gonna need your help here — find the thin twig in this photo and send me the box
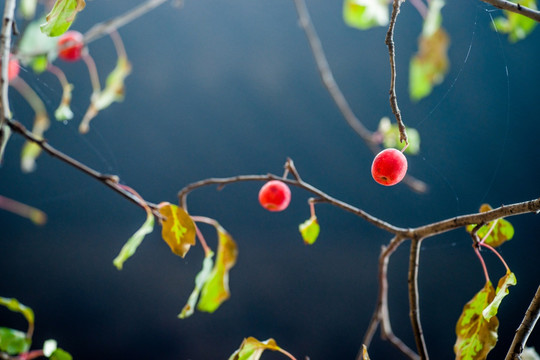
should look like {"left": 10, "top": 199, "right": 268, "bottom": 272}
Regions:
{"left": 408, "top": 238, "right": 429, "bottom": 360}
{"left": 386, "top": 0, "right": 408, "bottom": 145}
{"left": 292, "top": 0, "right": 427, "bottom": 193}
{"left": 0, "top": 0, "right": 17, "bottom": 160}
{"left": 505, "top": 285, "right": 540, "bottom": 360}
{"left": 480, "top": 0, "right": 540, "bottom": 23}
{"left": 6, "top": 119, "right": 160, "bottom": 218}
{"left": 83, "top": 0, "right": 169, "bottom": 44}
{"left": 292, "top": 0, "right": 375, "bottom": 146}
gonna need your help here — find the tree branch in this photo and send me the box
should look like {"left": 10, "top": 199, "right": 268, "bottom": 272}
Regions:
{"left": 386, "top": 0, "right": 408, "bottom": 145}
{"left": 178, "top": 159, "right": 404, "bottom": 234}
{"left": 6, "top": 119, "right": 161, "bottom": 218}
{"left": 408, "top": 238, "right": 429, "bottom": 360}
{"left": 83, "top": 0, "right": 169, "bottom": 45}
{"left": 361, "top": 236, "right": 420, "bottom": 360}
{"left": 505, "top": 285, "right": 540, "bottom": 360}
{"left": 0, "top": 0, "right": 17, "bottom": 160}
{"left": 480, "top": 0, "right": 540, "bottom": 23}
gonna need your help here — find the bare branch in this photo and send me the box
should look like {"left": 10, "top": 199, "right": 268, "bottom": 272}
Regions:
{"left": 83, "top": 0, "right": 169, "bottom": 45}
{"left": 6, "top": 119, "right": 161, "bottom": 218}
{"left": 386, "top": 0, "right": 408, "bottom": 145}
{"left": 177, "top": 163, "right": 405, "bottom": 235}
{"left": 0, "top": 0, "right": 17, "bottom": 160}
{"left": 480, "top": 0, "right": 540, "bottom": 23}
{"left": 505, "top": 285, "right": 540, "bottom": 360}
{"left": 412, "top": 199, "right": 540, "bottom": 239}
{"left": 408, "top": 238, "right": 429, "bottom": 360}
{"left": 292, "top": 0, "right": 374, "bottom": 145}
{"left": 361, "top": 236, "right": 420, "bottom": 360}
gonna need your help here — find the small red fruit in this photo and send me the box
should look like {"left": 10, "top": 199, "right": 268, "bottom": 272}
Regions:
{"left": 57, "top": 31, "right": 85, "bottom": 62}
{"left": 258, "top": 180, "right": 291, "bottom": 212}
{"left": 371, "top": 148, "right": 408, "bottom": 186}
{"left": 7, "top": 57, "right": 20, "bottom": 81}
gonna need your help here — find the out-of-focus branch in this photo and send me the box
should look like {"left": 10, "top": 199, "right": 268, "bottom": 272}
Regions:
{"left": 0, "top": 0, "right": 17, "bottom": 159}
{"left": 360, "top": 236, "right": 420, "bottom": 360}
{"left": 481, "top": 0, "right": 540, "bottom": 23}
{"left": 505, "top": 285, "right": 540, "bottom": 360}
{"left": 292, "top": 0, "right": 427, "bottom": 194}
{"left": 83, "top": 0, "right": 169, "bottom": 44}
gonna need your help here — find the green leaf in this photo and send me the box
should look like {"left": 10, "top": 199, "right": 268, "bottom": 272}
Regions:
{"left": 21, "top": 113, "right": 50, "bottom": 174}
{"left": 40, "top": 0, "right": 86, "bottom": 37}
{"left": 343, "top": 0, "right": 389, "bottom": 30}
{"left": 79, "top": 56, "right": 132, "bottom": 133}
{"left": 377, "top": 117, "right": 421, "bottom": 155}
{"left": 18, "top": 19, "right": 59, "bottom": 69}
{"left": 466, "top": 204, "right": 514, "bottom": 247}
{"left": 299, "top": 216, "right": 320, "bottom": 245}
{"left": 159, "top": 203, "right": 196, "bottom": 258}
{"left": 178, "top": 251, "right": 215, "bottom": 319}
{"left": 483, "top": 272, "right": 517, "bottom": 321}
{"left": 409, "top": 0, "right": 449, "bottom": 102}
{"left": 454, "top": 282, "right": 499, "bottom": 360}
{"left": 0, "top": 327, "right": 31, "bottom": 355}
{"left": 113, "top": 211, "right": 155, "bottom": 270}
{"left": 492, "top": 0, "right": 538, "bottom": 42}
{"left": 50, "top": 348, "right": 73, "bottom": 360}
{"left": 0, "top": 297, "right": 35, "bottom": 327}
{"left": 228, "top": 337, "right": 289, "bottom": 360}
{"left": 197, "top": 225, "right": 238, "bottom": 313}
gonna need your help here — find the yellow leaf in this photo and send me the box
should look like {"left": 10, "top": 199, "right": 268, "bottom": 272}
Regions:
{"left": 159, "top": 203, "right": 196, "bottom": 258}
{"left": 454, "top": 282, "right": 499, "bottom": 360}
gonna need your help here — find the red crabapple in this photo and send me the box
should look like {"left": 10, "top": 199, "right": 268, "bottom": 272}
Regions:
{"left": 371, "top": 148, "right": 408, "bottom": 186}
{"left": 57, "top": 31, "right": 85, "bottom": 62}
{"left": 7, "top": 57, "right": 19, "bottom": 81}
{"left": 258, "top": 180, "right": 291, "bottom": 212}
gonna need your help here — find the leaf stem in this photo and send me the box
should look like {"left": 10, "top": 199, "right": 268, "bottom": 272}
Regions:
{"left": 479, "top": 242, "right": 510, "bottom": 274}
{"left": 474, "top": 245, "right": 491, "bottom": 284}
{"left": 191, "top": 217, "right": 214, "bottom": 257}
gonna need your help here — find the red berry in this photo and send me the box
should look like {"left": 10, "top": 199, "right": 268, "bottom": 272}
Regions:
{"left": 7, "top": 57, "right": 19, "bottom": 81}
{"left": 57, "top": 31, "right": 84, "bottom": 62}
{"left": 371, "top": 148, "right": 408, "bottom": 186}
{"left": 258, "top": 180, "right": 291, "bottom": 212}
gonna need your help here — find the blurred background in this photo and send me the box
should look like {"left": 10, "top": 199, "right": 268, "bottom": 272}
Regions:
{"left": 1, "top": 0, "right": 539, "bottom": 358}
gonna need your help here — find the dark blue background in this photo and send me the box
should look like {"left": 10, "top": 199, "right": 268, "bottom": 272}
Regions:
{"left": 1, "top": 0, "right": 539, "bottom": 358}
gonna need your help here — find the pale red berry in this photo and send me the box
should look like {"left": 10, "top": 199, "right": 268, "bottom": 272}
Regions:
{"left": 371, "top": 148, "right": 408, "bottom": 186}
{"left": 7, "top": 57, "right": 19, "bottom": 81}
{"left": 57, "top": 31, "right": 85, "bottom": 62}
{"left": 258, "top": 180, "right": 291, "bottom": 212}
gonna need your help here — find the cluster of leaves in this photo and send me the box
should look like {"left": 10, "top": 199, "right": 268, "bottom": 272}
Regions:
{"left": 343, "top": 0, "right": 537, "bottom": 101}
{"left": 0, "top": 297, "right": 71, "bottom": 360}
{"left": 454, "top": 204, "right": 517, "bottom": 359}
{"left": 8, "top": 0, "right": 130, "bottom": 173}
